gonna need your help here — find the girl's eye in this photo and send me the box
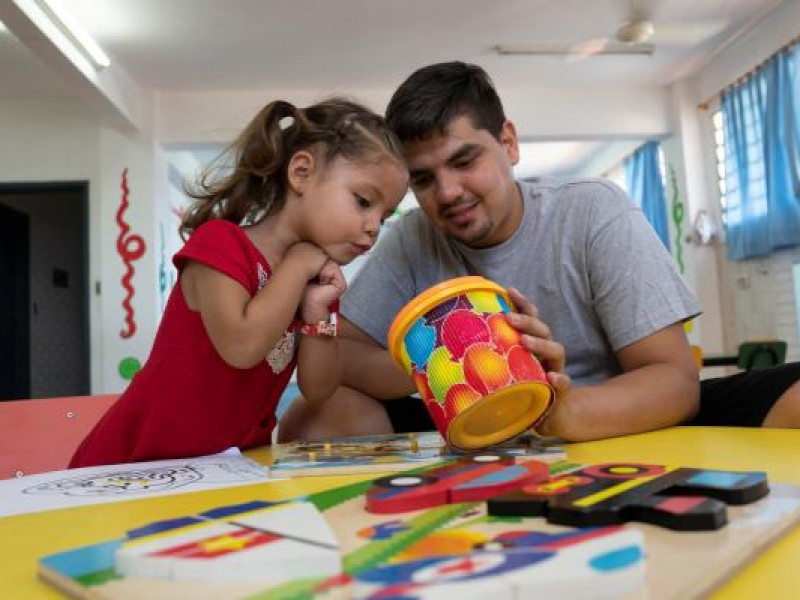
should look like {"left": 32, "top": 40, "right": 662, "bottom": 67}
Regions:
{"left": 356, "top": 195, "right": 371, "bottom": 208}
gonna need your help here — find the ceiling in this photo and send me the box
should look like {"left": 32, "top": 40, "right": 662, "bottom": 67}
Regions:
{"left": 0, "top": 0, "right": 785, "bottom": 176}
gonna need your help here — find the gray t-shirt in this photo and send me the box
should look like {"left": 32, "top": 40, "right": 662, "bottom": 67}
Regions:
{"left": 342, "top": 177, "right": 701, "bottom": 385}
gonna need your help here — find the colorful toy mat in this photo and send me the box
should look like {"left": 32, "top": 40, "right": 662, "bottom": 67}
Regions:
{"left": 39, "top": 458, "right": 800, "bottom": 599}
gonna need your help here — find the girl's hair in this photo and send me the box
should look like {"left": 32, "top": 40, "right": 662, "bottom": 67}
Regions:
{"left": 180, "top": 97, "right": 405, "bottom": 239}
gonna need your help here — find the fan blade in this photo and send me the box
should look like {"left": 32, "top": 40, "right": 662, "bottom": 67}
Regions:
{"left": 494, "top": 42, "right": 654, "bottom": 58}
{"left": 650, "top": 20, "right": 729, "bottom": 46}
{"left": 566, "top": 37, "right": 610, "bottom": 62}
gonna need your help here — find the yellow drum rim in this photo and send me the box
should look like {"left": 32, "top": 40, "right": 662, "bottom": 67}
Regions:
{"left": 446, "top": 381, "right": 554, "bottom": 450}
{"left": 387, "top": 276, "right": 510, "bottom": 368}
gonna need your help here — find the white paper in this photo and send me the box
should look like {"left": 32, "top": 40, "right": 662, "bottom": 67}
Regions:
{"left": 0, "top": 448, "right": 271, "bottom": 518}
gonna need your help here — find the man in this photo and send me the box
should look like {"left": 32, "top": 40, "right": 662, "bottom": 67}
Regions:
{"left": 279, "top": 62, "right": 800, "bottom": 442}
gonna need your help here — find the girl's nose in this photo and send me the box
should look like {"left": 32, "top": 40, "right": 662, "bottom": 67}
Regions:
{"left": 365, "top": 213, "right": 381, "bottom": 237}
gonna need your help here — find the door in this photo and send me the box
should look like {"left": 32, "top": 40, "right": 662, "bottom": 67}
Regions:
{"left": 0, "top": 202, "right": 31, "bottom": 400}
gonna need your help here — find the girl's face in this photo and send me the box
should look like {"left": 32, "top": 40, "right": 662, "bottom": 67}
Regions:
{"left": 297, "top": 154, "right": 408, "bottom": 264}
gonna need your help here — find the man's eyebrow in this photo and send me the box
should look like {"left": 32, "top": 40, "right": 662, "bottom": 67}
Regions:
{"left": 409, "top": 143, "right": 482, "bottom": 179}
{"left": 447, "top": 143, "right": 481, "bottom": 164}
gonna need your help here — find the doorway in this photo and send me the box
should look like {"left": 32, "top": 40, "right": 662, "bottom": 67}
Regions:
{"left": 0, "top": 182, "right": 90, "bottom": 401}
{"left": 0, "top": 203, "right": 30, "bottom": 399}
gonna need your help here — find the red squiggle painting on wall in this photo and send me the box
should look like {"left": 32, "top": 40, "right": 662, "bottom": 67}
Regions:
{"left": 116, "top": 168, "right": 146, "bottom": 339}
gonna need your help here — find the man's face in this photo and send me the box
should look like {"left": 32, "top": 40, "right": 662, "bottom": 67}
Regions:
{"left": 403, "top": 116, "right": 522, "bottom": 248}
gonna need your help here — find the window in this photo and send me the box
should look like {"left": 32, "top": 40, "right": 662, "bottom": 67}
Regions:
{"left": 711, "top": 107, "right": 768, "bottom": 231}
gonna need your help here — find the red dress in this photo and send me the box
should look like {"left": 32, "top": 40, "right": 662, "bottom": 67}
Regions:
{"left": 70, "top": 220, "right": 296, "bottom": 468}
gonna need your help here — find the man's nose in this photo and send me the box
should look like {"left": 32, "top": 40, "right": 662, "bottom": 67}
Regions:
{"left": 435, "top": 171, "right": 463, "bottom": 203}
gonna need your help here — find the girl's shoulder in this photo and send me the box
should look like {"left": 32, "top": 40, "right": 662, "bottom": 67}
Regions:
{"left": 173, "top": 219, "right": 260, "bottom": 280}
{"left": 181, "top": 219, "right": 249, "bottom": 253}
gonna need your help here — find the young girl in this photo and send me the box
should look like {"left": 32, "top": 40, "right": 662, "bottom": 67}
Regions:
{"left": 70, "top": 98, "right": 408, "bottom": 468}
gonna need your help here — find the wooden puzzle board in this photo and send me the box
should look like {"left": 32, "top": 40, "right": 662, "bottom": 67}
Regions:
{"left": 38, "top": 462, "right": 800, "bottom": 600}
{"left": 269, "top": 432, "right": 564, "bottom": 477}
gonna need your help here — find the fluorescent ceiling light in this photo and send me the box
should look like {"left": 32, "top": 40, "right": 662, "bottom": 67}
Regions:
{"left": 0, "top": 20, "right": 7, "bottom": 32}
{"left": 36, "top": 0, "right": 110, "bottom": 68}
{"left": 495, "top": 43, "right": 654, "bottom": 56}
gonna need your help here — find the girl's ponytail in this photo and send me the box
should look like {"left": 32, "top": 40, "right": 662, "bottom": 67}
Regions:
{"left": 181, "top": 97, "right": 403, "bottom": 239}
{"left": 181, "top": 99, "right": 304, "bottom": 238}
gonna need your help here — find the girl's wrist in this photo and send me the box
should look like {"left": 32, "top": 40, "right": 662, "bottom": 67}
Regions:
{"left": 297, "top": 313, "right": 338, "bottom": 337}
{"left": 295, "top": 301, "right": 339, "bottom": 337}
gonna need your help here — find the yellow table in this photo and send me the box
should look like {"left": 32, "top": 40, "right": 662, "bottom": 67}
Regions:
{"left": 1, "top": 427, "right": 798, "bottom": 598}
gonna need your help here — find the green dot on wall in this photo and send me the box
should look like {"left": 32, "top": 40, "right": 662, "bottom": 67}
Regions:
{"left": 118, "top": 357, "right": 142, "bottom": 381}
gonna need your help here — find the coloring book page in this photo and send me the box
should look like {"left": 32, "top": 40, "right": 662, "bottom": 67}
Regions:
{"left": 0, "top": 448, "right": 270, "bottom": 518}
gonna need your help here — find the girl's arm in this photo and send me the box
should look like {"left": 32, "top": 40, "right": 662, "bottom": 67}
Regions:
{"left": 181, "top": 242, "right": 328, "bottom": 369}
{"left": 296, "top": 260, "right": 347, "bottom": 402}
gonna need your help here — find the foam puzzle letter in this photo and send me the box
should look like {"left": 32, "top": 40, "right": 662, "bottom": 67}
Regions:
{"left": 487, "top": 462, "right": 769, "bottom": 531}
{"left": 365, "top": 453, "right": 549, "bottom": 514}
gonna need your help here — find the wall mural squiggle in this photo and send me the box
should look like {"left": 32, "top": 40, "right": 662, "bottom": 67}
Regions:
{"left": 116, "top": 168, "right": 147, "bottom": 339}
{"left": 669, "top": 164, "right": 685, "bottom": 275}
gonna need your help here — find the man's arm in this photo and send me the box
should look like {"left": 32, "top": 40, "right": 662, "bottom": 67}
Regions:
{"left": 338, "top": 317, "right": 416, "bottom": 399}
{"left": 275, "top": 317, "right": 414, "bottom": 442}
{"left": 503, "top": 288, "right": 699, "bottom": 442}
{"left": 534, "top": 322, "right": 700, "bottom": 441}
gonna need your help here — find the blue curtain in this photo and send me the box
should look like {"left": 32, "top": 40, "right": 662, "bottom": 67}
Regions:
{"left": 721, "top": 47, "right": 800, "bottom": 260}
{"left": 625, "top": 141, "right": 671, "bottom": 250}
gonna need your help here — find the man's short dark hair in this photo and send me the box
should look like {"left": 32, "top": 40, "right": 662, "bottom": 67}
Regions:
{"left": 386, "top": 61, "right": 506, "bottom": 143}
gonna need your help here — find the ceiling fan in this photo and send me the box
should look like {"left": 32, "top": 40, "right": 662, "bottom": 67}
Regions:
{"left": 495, "top": 0, "right": 726, "bottom": 60}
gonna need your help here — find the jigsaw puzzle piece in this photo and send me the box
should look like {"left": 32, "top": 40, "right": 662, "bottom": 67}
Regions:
{"left": 116, "top": 500, "right": 340, "bottom": 585}
{"left": 353, "top": 526, "right": 644, "bottom": 599}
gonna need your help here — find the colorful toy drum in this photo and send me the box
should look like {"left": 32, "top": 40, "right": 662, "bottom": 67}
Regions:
{"left": 388, "top": 276, "right": 554, "bottom": 450}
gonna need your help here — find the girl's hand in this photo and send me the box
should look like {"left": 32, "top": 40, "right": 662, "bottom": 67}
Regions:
{"left": 285, "top": 242, "right": 329, "bottom": 280}
{"left": 301, "top": 259, "right": 347, "bottom": 323}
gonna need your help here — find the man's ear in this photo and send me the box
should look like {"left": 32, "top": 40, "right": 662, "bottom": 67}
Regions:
{"left": 287, "top": 150, "right": 316, "bottom": 195}
{"left": 499, "top": 120, "right": 520, "bottom": 166}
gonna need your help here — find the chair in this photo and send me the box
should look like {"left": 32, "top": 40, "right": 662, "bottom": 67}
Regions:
{"left": 0, "top": 394, "right": 118, "bottom": 479}
{"left": 699, "top": 340, "right": 787, "bottom": 371}
{"left": 736, "top": 340, "right": 787, "bottom": 371}
{"left": 690, "top": 345, "right": 704, "bottom": 371}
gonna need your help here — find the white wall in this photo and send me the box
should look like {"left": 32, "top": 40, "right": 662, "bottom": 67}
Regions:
{"left": 95, "top": 126, "right": 161, "bottom": 392}
{"left": 0, "top": 98, "right": 104, "bottom": 390}
{"left": 155, "top": 84, "right": 671, "bottom": 146}
{"left": 670, "top": 0, "right": 800, "bottom": 359}
{"left": 661, "top": 83, "right": 723, "bottom": 353}
{"left": 0, "top": 97, "right": 164, "bottom": 394}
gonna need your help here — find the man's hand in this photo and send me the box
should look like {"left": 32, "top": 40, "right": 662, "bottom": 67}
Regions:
{"left": 505, "top": 287, "right": 572, "bottom": 436}
{"left": 506, "top": 287, "right": 569, "bottom": 383}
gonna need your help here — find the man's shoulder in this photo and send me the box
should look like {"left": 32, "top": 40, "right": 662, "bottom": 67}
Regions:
{"left": 385, "top": 208, "right": 441, "bottom": 239}
{"left": 520, "top": 177, "right": 632, "bottom": 218}
{"left": 520, "top": 176, "right": 626, "bottom": 199}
